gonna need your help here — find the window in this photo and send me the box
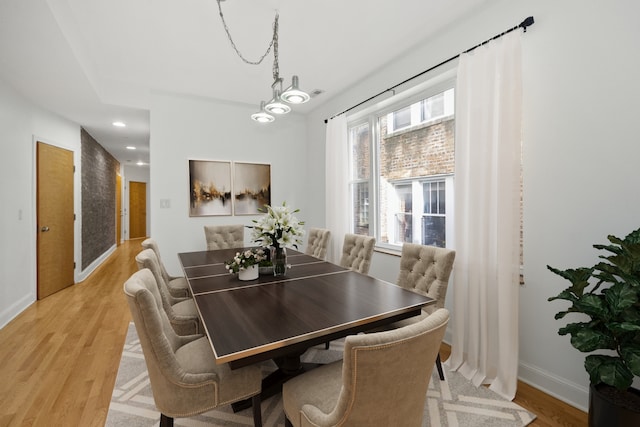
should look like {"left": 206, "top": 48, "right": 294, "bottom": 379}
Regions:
{"left": 348, "top": 83, "right": 455, "bottom": 250}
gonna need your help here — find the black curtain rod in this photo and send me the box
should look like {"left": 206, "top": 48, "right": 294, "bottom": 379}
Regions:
{"left": 324, "top": 16, "right": 534, "bottom": 124}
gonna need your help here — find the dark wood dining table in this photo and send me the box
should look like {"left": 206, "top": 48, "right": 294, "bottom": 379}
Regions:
{"left": 178, "top": 246, "right": 433, "bottom": 409}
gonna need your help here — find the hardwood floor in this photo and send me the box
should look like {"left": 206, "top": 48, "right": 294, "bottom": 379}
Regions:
{"left": 0, "top": 239, "right": 588, "bottom": 426}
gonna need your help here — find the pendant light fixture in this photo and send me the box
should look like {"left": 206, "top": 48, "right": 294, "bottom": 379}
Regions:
{"left": 250, "top": 101, "right": 275, "bottom": 123}
{"left": 215, "top": 0, "right": 310, "bottom": 123}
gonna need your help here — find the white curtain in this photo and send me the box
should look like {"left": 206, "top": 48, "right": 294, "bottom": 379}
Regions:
{"left": 447, "top": 30, "right": 523, "bottom": 400}
{"left": 325, "top": 114, "right": 349, "bottom": 264}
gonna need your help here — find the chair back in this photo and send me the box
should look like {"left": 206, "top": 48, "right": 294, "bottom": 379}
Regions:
{"left": 135, "top": 248, "right": 199, "bottom": 335}
{"left": 204, "top": 224, "right": 245, "bottom": 250}
{"left": 141, "top": 238, "right": 171, "bottom": 284}
{"left": 305, "top": 228, "right": 331, "bottom": 259}
{"left": 325, "top": 309, "right": 449, "bottom": 426}
{"left": 123, "top": 269, "right": 210, "bottom": 416}
{"left": 339, "top": 233, "right": 376, "bottom": 275}
{"left": 397, "top": 243, "right": 455, "bottom": 314}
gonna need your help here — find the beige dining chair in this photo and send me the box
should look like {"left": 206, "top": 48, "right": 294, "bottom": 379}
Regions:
{"left": 135, "top": 249, "right": 201, "bottom": 336}
{"left": 283, "top": 308, "right": 450, "bottom": 427}
{"left": 339, "top": 233, "right": 376, "bottom": 275}
{"left": 141, "top": 238, "right": 190, "bottom": 298}
{"left": 305, "top": 228, "right": 331, "bottom": 260}
{"left": 204, "top": 224, "right": 245, "bottom": 250}
{"left": 124, "top": 268, "right": 263, "bottom": 427}
{"left": 391, "top": 242, "right": 456, "bottom": 380}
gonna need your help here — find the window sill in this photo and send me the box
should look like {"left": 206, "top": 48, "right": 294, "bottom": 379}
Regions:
{"left": 374, "top": 245, "right": 402, "bottom": 257}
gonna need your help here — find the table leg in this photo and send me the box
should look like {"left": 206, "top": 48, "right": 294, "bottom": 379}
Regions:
{"left": 231, "top": 350, "right": 320, "bottom": 412}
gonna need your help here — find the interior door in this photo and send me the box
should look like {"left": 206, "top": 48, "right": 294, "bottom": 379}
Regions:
{"left": 129, "top": 181, "right": 147, "bottom": 239}
{"left": 37, "top": 141, "right": 75, "bottom": 299}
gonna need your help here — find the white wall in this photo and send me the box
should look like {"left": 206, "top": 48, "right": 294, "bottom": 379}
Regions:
{"left": 306, "top": 0, "right": 640, "bottom": 411}
{"left": 0, "top": 77, "right": 81, "bottom": 328}
{"left": 149, "top": 93, "right": 308, "bottom": 275}
{"left": 123, "top": 164, "right": 150, "bottom": 241}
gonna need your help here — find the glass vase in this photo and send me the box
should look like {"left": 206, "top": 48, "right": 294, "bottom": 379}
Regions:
{"left": 272, "top": 246, "right": 287, "bottom": 276}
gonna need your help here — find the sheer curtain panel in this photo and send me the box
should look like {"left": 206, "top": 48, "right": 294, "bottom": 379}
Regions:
{"left": 448, "top": 30, "right": 523, "bottom": 400}
{"left": 325, "top": 115, "right": 349, "bottom": 264}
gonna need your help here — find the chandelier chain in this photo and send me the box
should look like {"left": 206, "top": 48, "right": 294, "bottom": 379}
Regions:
{"left": 216, "top": 0, "right": 279, "bottom": 68}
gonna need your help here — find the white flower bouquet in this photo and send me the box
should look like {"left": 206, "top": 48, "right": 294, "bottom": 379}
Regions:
{"left": 225, "top": 248, "right": 267, "bottom": 274}
{"left": 248, "top": 202, "right": 305, "bottom": 249}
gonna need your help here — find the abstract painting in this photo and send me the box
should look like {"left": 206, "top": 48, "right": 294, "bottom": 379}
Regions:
{"left": 188, "top": 160, "right": 232, "bottom": 216}
{"left": 233, "top": 162, "right": 271, "bottom": 215}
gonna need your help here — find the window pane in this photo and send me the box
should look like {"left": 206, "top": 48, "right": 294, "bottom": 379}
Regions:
{"left": 422, "top": 216, "right": 446, "bottom": 247}
{"left": 393, "top": 184, "right": 412, "bottom": 244}
{"left": 393, "top": 106, "right": 411, "bottom": 130}
{"left": 438, "top": 181, "right": 446, "bottom": 214}
{"left": 352, "top": 182, "right": 369, "bottom": 235}
{"left": 350, "top": 124, "right": 370, "bottom": 180}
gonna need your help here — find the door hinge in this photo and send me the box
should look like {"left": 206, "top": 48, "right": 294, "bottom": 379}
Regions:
{"left": 74, "top": 213, "right": 76, "bottom": 220}
{"left": 73, "top": 165, "right": 76, "bottom": 173}
{"left": 74, "top": 262, "right": 76, "bottom": 269}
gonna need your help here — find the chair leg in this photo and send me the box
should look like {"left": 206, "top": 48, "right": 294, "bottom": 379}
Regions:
{"left": 160, "top": 414, "right": 174, "bottom": 427}
{"left": 436, "top": 352, "right": 445, "bottom": 380}
{"left": 251, "top": 394, "right": 263, "bottom": 427}
{"left": 324, "top": 341, "right": 330, "bottom": 350}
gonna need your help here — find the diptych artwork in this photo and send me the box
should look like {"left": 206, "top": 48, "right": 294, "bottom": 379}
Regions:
{"left": 188, "top": 160, "right": 271, "bottom": 216}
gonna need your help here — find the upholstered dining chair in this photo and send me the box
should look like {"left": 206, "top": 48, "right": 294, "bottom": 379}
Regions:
{"left": 283, "top": 308, "right": 450, "bottom": 427}
{"left": 204, "top": 224, "right": 245, "bottom": 250}
{"left": 124, "top": 268, "right": 263, "bottom": 427}
{"left": 339, "top": 233, "right": 376, "bottom": 275}
{"left": 305, "top": 228, "right": 331, "bottom": 260}
{"left": 135, "top": 249, "right": 201, "bottom": 336}
{"left": 141, "top": 238, "right": 190, "bottom": 298}
{"left": 391, "top": 242, "right": 456, "bottom": 380}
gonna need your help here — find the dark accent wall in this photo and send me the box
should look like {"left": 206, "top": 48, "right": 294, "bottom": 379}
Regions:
{"left": 81, "top": 128, "right": 119, "bottom": 269}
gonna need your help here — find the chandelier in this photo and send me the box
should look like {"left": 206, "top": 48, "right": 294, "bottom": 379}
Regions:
{"left": 215, "top": 0, "right": 310, "bottom": 123}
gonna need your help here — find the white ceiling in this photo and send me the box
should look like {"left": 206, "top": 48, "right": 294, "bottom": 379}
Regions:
{"left": 0, "top": 0, "right": 491, "bottom": 166}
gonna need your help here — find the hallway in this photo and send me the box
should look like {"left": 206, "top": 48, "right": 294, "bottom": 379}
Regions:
{"left": 0, "top": 240, "right": 139, "bottom": 426}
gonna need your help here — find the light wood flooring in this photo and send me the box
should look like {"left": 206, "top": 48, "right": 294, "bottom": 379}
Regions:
{"left": 0, "top": 239, "right": 588, "bottom": 426}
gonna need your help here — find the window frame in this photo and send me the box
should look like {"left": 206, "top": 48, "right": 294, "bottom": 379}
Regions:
{"left": 347, "top": 74, "right": 457, "bottom": 254}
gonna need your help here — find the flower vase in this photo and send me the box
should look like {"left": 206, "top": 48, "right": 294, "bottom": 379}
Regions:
{"left": 272, "top": 246, "right": 287, "bottom": 276}
{"left": 238, "top": 264, "right": 259, "bottom": 281}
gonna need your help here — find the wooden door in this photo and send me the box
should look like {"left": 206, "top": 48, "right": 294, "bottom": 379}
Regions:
{"left": 116, "top": 174, "right": 122, "bottom": 245}
{"left": 129, "top": 181, "right": 147, "bottom": 239}
{"left": 37, "top": 142, "right": 75, "bottom": 299}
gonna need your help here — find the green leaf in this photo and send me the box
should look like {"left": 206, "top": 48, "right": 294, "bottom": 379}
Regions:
{"left": 585, "top": 355, "right": 633, "bottom": 390}
{"left": 604, "top": 283, "right": 638, "bottom": 315}
{"left": 547, "top": 266, "right": 594, "bottom": 297}
{"left": 573, "top": 294, "right": 607, "bottom": 318}
{"left": 571, "top": 328, "right": 616, "bottom": 352}
{"left": 621, "top": 345, "right": 640, "bottom": 377}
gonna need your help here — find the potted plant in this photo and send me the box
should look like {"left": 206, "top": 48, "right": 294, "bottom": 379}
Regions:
{"left": 225, "top": 248, "right": 267, "bottom": 281}
{"left": 547, "top": 227, "right": 640, "bottom": 426}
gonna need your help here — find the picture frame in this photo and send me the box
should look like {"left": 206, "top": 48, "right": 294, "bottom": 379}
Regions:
{"left": 188, "top": 160, "right": 232, "bottom": 216}
{"left": 233, "top": 162, "right": 271, "bottom": 215}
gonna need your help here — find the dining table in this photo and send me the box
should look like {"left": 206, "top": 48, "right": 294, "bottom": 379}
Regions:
{"left": 178, "top": 246, "right": 434, "bottom": 410}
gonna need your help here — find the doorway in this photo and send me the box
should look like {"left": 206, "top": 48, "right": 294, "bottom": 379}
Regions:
{"left": 36, "top": 141, "right": 74, "bottom": 299}
{"left": 129, "top": 181, "right": 147, "bottom": 239}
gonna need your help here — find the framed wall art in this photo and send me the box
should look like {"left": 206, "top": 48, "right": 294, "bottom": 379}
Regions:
{"left": 188, "top": 160, "right": 232, "bottom": 216}
{"left": 233, "top": 162, "right": 271, "bottom": 215}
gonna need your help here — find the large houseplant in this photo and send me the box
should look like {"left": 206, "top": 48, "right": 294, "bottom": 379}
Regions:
{"left": 547, "top": 227, "right": 640, "bottom": 426}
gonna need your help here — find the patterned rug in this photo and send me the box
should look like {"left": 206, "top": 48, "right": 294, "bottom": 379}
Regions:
{"left": 106, "top": 324, "right": 535, "bottom": 426}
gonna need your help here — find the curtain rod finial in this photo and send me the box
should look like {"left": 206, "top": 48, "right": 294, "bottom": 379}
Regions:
{"left": 520, "top": 16, "right": 534, "bottom": 31}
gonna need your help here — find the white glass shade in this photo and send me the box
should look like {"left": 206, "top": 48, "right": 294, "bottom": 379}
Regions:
{"left": 251, "top": 101, "right": 275, "bottom": 123}
{"left": 281, "top": 75, "right": 310, "bottom": 104}
{"left": 264, "top": 89, "right": 291, "bottom": 115}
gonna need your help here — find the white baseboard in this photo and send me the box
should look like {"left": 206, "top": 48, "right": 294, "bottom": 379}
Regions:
{"left": 518, "top": 360, "right": 589, "bottom": 412}
{"left": 0, "top": 292, "right": 35, "bottom": 330}
{"left": 76, "top": 244, "right": 117, "bottom": 283}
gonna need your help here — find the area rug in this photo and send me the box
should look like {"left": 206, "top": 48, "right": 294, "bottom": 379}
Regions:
{"left": 106, "top": 324, "right": 535, "bottom": 427}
